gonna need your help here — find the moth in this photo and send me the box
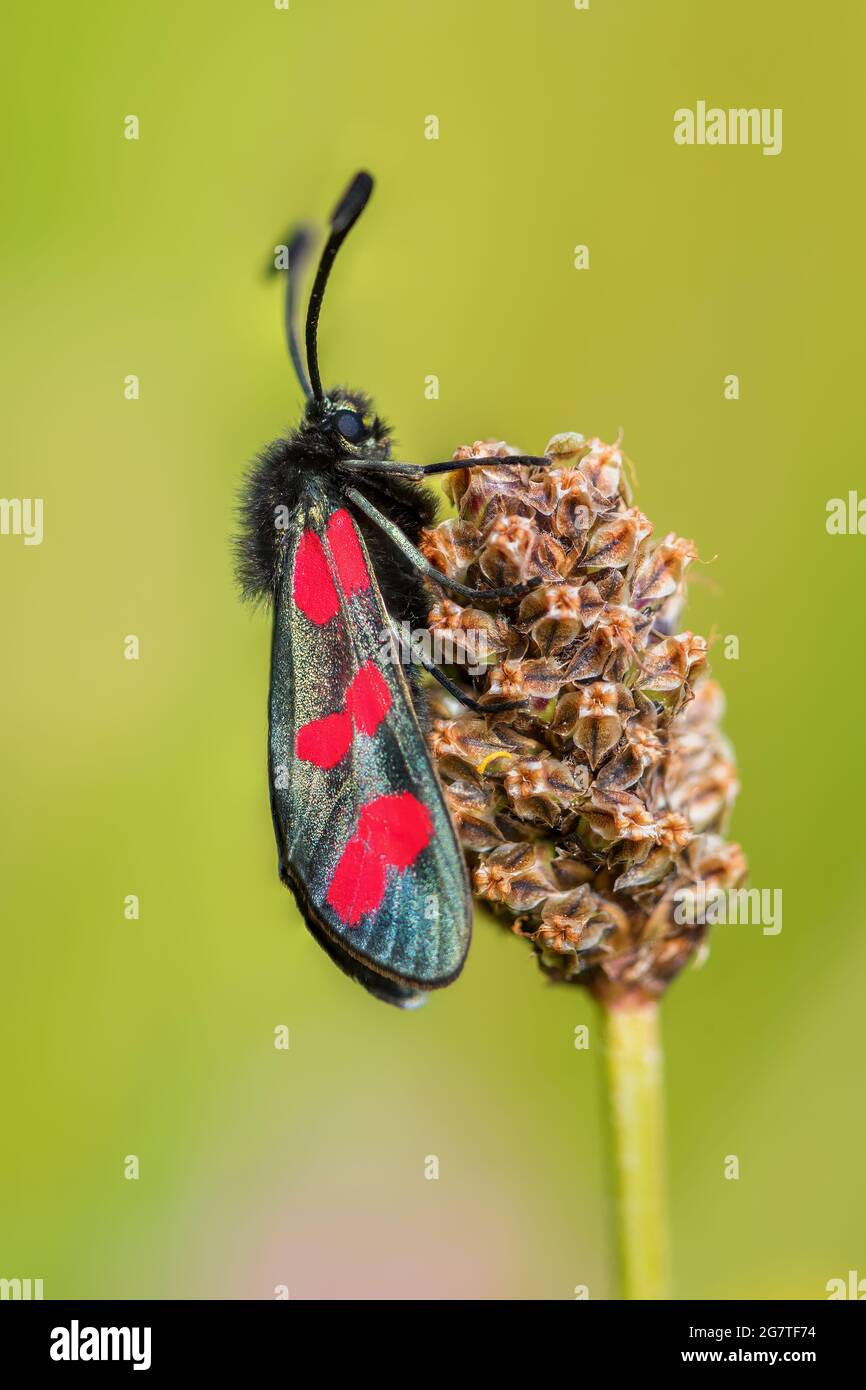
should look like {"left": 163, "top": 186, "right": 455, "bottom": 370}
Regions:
{"left": 236, "top": 172, "right": 546, "bottom": 1007}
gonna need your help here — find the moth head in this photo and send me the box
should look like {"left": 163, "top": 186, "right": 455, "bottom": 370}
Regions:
{"left": 320, "top": 390, "right": 391, "bottom": 458}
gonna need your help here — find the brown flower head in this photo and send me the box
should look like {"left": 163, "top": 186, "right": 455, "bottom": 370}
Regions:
{"left": 425, "top": 432, "right": 745, "bottom": 1004}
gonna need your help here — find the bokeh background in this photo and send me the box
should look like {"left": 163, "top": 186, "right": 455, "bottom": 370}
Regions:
{"left": 2, "top": 0, "right": 864, "bottom": 1300}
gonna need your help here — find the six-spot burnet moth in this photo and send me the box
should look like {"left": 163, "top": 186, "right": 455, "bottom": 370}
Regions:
{"left": 236, "top": 172, "right": 550, "bottom": 1007}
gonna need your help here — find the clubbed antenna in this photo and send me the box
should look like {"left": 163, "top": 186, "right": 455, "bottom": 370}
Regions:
{"left": 304, "top": 171, "right": 374, "bottom": 401}
{"left": 267, "top": 226, "right": 314, "bottom": 398}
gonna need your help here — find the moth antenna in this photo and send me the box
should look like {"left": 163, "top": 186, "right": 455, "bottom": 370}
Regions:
{"left": 305, "top": 171, "right": 374, "bottom": 401}
{"left": 267, "top": 227, "right": 314, "bottom": 398}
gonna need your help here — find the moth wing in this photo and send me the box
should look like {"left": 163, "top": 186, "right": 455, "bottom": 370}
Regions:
{"left": 268, "top": 489, "right": 471, "bottom": 1001}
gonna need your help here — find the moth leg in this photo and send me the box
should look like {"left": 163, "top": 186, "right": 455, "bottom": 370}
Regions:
{"left": 346, "top": 486, "right": 541, "bottom": 602}
{"left": 420, "top": 657, "right": 526, "bottom": 714}
{"left": 415, "top": 454, "right": 550, "bottom": 479}
{"left": 383, "top": 614, "right": 525, "bottom": 713}
{"left": 346, "top": 454, "right": 550, "bottom": 480}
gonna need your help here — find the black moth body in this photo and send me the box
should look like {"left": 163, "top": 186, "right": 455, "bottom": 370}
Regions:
{"left": 236, "top": 173, "right": 546, "bottom": 1007}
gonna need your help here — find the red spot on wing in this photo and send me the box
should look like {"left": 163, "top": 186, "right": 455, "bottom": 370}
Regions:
{"left": 292, "top": 509, "right": 392, "bottom": 776}
{"left": 294, "top": 531, "right": 339, "bottom": 625}
{"left": 325, "top": 838, "right": 386, "bottom": 927}
{"left": 357, "top": 792, "right": 433, "bottom": 869}
{"left": 345, "top": 663, "right": 391, "bottom": 736}
{"left": 295, "top": 712, "right": 353, "bottom": 770}
{"left": 327, "top": 509, "right": 370, "bottom": 596}
{"left": 326, "top": 793, "right": 433, "bottom": 926}
{"left": 296, "top": 663, "right": 392, "bottom": 767}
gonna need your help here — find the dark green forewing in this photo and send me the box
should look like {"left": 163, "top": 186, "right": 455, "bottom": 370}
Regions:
{"left": 268, "top": 481, "right": 471, "bottom": 1005}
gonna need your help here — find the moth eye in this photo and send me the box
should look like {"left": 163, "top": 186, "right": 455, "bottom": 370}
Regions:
{"left": 334, "top": 409, "right": 367, "bottom": 443}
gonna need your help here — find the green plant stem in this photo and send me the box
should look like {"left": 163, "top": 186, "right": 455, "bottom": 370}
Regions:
{"left": 602, "top": 997, "right": 670, "bottom": 1299}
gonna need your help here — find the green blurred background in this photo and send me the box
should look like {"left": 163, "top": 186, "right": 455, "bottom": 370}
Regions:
{"left": 2, "top": 0, "right": 864, "bottom": 1300}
